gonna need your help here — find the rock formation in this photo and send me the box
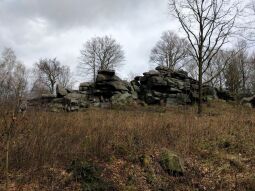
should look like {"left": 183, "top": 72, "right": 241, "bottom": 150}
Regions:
{"left": 29, "top": 67, "right": 237, "bottom": 112}
{"left": 241, "top": 95, "right": 255, "bottom": 108}
{"left": 130, "top": 66, "right": 217, "bottom": 106}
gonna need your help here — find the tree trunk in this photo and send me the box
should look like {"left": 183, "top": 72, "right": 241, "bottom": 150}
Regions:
{"left": 5, "top": 132, "right": 10, "bottom": 191}
{"left": 93, "top": 65, "right": 96, "bottom": 83}
{"left": 242, "top": 65, "right": 245, "bottom": 94}
{"left": 198, "top": 60, "right": 203, "bottom": 115}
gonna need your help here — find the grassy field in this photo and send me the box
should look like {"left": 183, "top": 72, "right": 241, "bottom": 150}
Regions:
{"left": 0, "top": 100, "right": 255, "bottom": 190}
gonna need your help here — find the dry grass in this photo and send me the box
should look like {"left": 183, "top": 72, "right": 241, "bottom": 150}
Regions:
{"left": 0, "top": 100, "right": 255, "bottom": 190}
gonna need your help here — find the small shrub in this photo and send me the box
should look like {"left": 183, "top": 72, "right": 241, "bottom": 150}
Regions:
{"left": 69, "top": 160, "right": 115, "bottom": 191}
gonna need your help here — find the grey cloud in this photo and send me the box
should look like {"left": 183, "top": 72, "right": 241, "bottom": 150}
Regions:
{"left": 0, "top": 0, "right": 174, "bottom": 80}
{"left": 0, "top": 0, "right": 168, "bottom": 29}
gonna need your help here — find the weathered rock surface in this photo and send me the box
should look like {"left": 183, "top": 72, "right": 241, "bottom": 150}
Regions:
{"left": 79, "top": 82, "right": 93, "bottom": 92}
{"left": 216, "top": 89, "right": 234, "bottom": 101}
{"left": 159, "top": 149, "right": 184, "bottom": 176}
{"left": 131, "top": 66, "right": 217, "bottom": 105}
{"left": 241, "top": 95, "right": 255, "bottom": 108}
{"left": 56, "top": 84, "right": 68, "bottom": 97}
{"left": 29, "top": 67, "right": 237, "bottom": 112}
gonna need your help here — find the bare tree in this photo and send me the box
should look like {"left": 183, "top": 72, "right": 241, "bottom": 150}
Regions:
{"left": 225, "top": 54, "right": 241, "bottom": 97}
{"left": 203, "top": 49, "right": 233, "bottom": 90}
{"left": 31, "top": 80, "right": 50, "bottom": 97}
{"left": 0, "top": 48, "right": 28, "bottom": 103}
{"left": 33, "top": 58, "right": 74, "bottom": 95}
{"left": 11, "top": 63, "right": 28, "bottom": 99}
{"left": 150, "top": 31, "right": 191, "bottom": 70}
{"left": 80, "top": 35, "right": 125, "bottom": 82}
{"left": 58, "top": 65, "right": 75, "bottom": 89}
{"left": 34, "top": 58, "right": 62, "bottom": 94}
{"left": 0, "top": 48, "right": 17, "bottom": 101}
{"left": 249, "top": 54, "right": 255, "bottom": 93}
{"left": 169, "top": 0, "right": 240, "bottom": 114}
{"left": 0, "top": 48, "right": 29, "bottom": 190}
{"left": 235, "top": 40, "right": 250, "bottom": 94}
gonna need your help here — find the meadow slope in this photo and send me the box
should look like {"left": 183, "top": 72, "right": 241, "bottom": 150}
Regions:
{"left": 0, "top": 101, "right": 255, "bottom": 190}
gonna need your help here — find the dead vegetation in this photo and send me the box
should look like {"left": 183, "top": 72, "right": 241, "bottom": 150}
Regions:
{"left": 0, "top": 100, "right": 255, "bottom": 190}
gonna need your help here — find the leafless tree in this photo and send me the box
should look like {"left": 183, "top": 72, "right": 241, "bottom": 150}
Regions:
{"left": 11, "top": 63, "right": 28, "bottom": 99}
{"left": 0, "top": 48, "right": 29, "bottom": 190}
{"left": 58, "top": 65, "right": 75, "bottom": 89}
{"left": 0, "top": 48, "right": 28, "bottom": 103}
{"left": 225, "top": 54, "right": 241, "bottom": 97}
{"left": 0, "top": 48, "right": 16, "bottom": 101}
{"left": 80, "top": 35, "right": 125, "bottom": 82}
{"left": 169, "top": 0, "right": 240, "bottom": 114}
{"left": 203, "top": 50, "right": 234, "bottom": 90}
{"left": 235, "top": 40, "right": 250, "bottom": 94}
{"left": 150, "top": 31, "right": 191, "bottom": 70}
{"left": 34, "top": 58, "right": 63, "bottom": 94}
{"left": 31, "top": 80, "right": 50, "bottom": 97}
{"left": 249, "top": 54, "right": 255, "bottom": 93}
{"left": 33, "top": 58, "right": 75, "bottom": 95}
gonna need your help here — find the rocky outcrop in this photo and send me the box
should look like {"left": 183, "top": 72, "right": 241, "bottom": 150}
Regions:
{"left": 29, "top": 70, "right": 135, "bottom": 112}
{"left": 93, "top": 70, "right": 129, "bottom": 98}
{"left": 130, "top": 66, "right": 217, "bottom": 106}
{"left": 29, "top": 67, "right": 233, "bottom": 112}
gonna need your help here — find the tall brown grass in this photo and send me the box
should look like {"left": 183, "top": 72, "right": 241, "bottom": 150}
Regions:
{"left": 0, "top": 100, "right": 254, "bottom": 190}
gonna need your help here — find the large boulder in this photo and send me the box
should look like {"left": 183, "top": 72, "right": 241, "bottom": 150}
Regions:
{"left": 97, "top": 74, "right": 120, "bottom": 82}
{"left": 98, "top": 69, "right": 115, "bottom": 76}
{"left": 64, "top": 93, "right": 89, "bottom": 111}
{"left": 56, "top": 84, "right": 68, "bottom": 97}
{"left": 97, "top": 81, "right": 128, "bottom": 92}
{"left": 171, "top": 70, "right": 188, "bottom": 80}
{"left": 166, "top": 93, "right": 191, "bottom": 106}
{"left": 109, "top": 81, "right": 128, "bottom": 91}
{"left": 38, "top": 94, "right": 56, "bottom": 103}
{"left": 64, "top": 93, "right": 87, "bottom": 105}
{"left": 96, "top": 74, "right": 111, "bottom": 82}
{"left": 159, "top": 149, "right": 184, "bottom": 176}
{"left": 172, "top": 78, "right": 186, "bottom": 90}
{"left": 155, "top": 65, "right": 172, "bottom": 72}
{"left": 79, "top": 82, "right": 93, "bottom": 91}
{"left": 41, "top": 94, "right": 56, "bottom": 99}
{"left": 95, "top": 70, "right": 128, "bottom": 97}
{"left": 143, "top": 70, "right": 160, "bottom": 76}
{"left": 203, "top": 86, "right": 218, "bottom": 100}
{"left": 130, "top": 80, "right": 140, "bottom": 92}
{"left": 111, "top": 93, "right": 133, "bottom": 105}
{"left": 216, "top": 89, "right": 234, "bottom": 101}
{"left": 148, "top": 76, "right": 168, "bottom": 87}
{"left": 134, "top": 76, "right": 142, "bottom": 81}
{"left": 155, "top": 66, "right": 173, "bottom": 76}
{"left": 49, "top": 103, "right": 65, "bottom": 112}
{"left": 241, "top": 95, "right": 255, "bottom": 108}
{"left": 145, "top": 92, "right": 161, "bottom": 104}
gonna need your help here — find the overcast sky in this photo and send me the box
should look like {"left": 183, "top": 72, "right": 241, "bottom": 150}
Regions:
{"left": 0, "top": 0, "right": 183, "bottom": 80}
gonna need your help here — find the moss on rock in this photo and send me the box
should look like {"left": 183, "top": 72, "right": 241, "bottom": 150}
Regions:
{"left": 159, "top": 149, "right": 184, "bottom": 176}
